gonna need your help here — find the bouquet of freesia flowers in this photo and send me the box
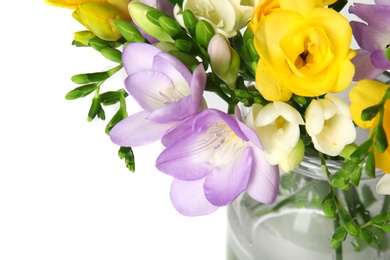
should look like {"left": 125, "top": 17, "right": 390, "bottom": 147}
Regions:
{"left": 45, "top": 0, "right": 390, "bottom": 256}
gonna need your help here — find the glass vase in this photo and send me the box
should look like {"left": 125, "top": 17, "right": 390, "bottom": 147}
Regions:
{"left": 227, "top": 156, "right": 390, "bottom": 260}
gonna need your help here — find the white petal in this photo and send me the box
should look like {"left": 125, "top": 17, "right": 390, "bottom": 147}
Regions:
{"left": 305, "top": 100, "right": 325, "bottom": 136}
{"left": 376, "top": 174, "right": 390, "bottom": 195}
{"left": 325, "top": 94, "right": 352, "bottom": 118}
{"left": 275, "top": 101, "right": 304, "bottom": 125}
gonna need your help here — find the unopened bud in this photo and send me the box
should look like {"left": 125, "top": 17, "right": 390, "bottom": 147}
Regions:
{"left": 208, "top": 34, "right": 239, "bottom": 88}
{"left": 196, "top": 20, "right": 215, "bottom": 49}
{"left": 77, "top": 2, "right": 123, "bottom": 41}
{"left": 73, "top": 30, "right": 95, "bottom": 46}
{"left": 116, "top": 20, "right": 145, "bottom": 43}
{"left": 182, "top": 10, "right": 197, "bottom": 36}
{"left": 128, "top": 2, "right": 173, "bottom": 42}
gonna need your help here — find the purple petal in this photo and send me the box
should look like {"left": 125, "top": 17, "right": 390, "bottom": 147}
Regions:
{"left": 371, "top": 50, "right": 390, "bottom": 69}
{"left": 375, "top": 0, "right": 390, "bottom": 5}
{"left": 350, "top": 21, "right": 388, "bottom": 51}
{"left": 170, "top": 178, "right": 218, "bottom": 216}
{"left": 203, "top": 148, "right": 253, "bottom": 206}
{"left": 352, "top": 50, "right": 385, "bottom": 80}
{"left": 125, "top": 71, "right": 173, "bottom": 112}
{"left": 349, "top": 3, "right": 390, "bottom": 32}
{"left": 246, "top": 146, "right": 280, "bottom": 204}
{"left": 110, "top": 110, "right": 175, "bottom": 146}
{"left": 153, "top": 53, "right": 192, "bottom": 84}
{"left": 122, "top": 43, "right": 162, "bottom": 75}
{"left": 161, "top": 115, "right": 195, "bottom": 147}
{"left": 156, "top": 128, "right": 214, "bottom": 181}
{"left": 147, "top": 65, "right": 206, "bottom": 123}
{"left": 192, "top": 109, "right": 249, "bottom": 142}
{"left": 349, "top": 21, "right": 368, "bottom": 50}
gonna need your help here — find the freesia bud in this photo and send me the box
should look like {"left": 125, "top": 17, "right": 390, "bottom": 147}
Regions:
{"left": 77, "top": 2, "right": 123, "bottom": 41}
{"left": 158, "top": 16, "right": 182, "bottom": 37}
{"left": 208, "top": 34, "right": 240, "bottom": 88}
{"left": 128, "top": 2, "right": 173, "bottom": 42}
{"left": 195, "top": 20, "right": 215, "bottom": 49}
{"left": 279, "top": 139, "right": 305, "bottom": 172}
{"left": 115, "top": 20, "right": 145, "bottom": 43}
{"left": 73, "top": 30, "right": 95, "bottom": 46}
{"left": 182, "top": 10, "right": 197, "bottom": 36}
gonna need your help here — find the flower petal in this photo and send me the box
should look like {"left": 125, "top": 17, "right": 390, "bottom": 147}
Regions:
{"left": 349, "top": 3, "right": 390, "bottom": 32}
{"left": 122, "top": 43, "right": 162, "bottom": 75}
{"left": 170, "top": 178, "right": 218, "bottom": 216}
{"left": 147, "top": 65, "right": 206, "bottom": 123}
{"left": 125, "top": 71, "right": 174, "bottom": 112}
{"left": 154, "top": 52, "right": 192, "bottom": 84}
{"left": 371, "top": 50, "right": 390, "bottom": 69}
{"left": 203, "top": 148, "right": 252, "bottom": 206}
{"left": 376, "top": 174, "right": 390, "bottom": 195}
{"left": 306, "top": 100, "right": 325, "bottom": 136}
{"left": 156, "top": 126, "right": 215, "bottom": 181}
{"left": 110, "top": 111, "right": 175, "bottom": 146}
{"left": 352, "top": 49, "right": 385, "bottom": 80}
{"left": 246, "top": 146, "right": 279, "bottom": 204}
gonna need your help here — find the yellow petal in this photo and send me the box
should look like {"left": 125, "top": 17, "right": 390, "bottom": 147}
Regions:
{"left": 255, "top": 59, "right": 293, "bottom": 101}
{"left": 279, "top": 0, "right": 317, "bottom": 16}
{"left": 253, "top": 9, "right": 302, "bottom": 76}
{"left": 44, "top": 0, "right": 105, "bottom": 9}
{"left": 349, "top": 79, "right": 387, "bottom": 129}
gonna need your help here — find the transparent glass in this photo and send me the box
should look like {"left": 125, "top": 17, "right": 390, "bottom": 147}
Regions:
{"left": 227, "top": 156, "right": 390, "bottom": 260}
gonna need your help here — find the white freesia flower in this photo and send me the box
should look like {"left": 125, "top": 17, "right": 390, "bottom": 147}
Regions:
{"left": 246, "top": 102, "right": 305, "bottom": 165}
{"left": 376, "top": 174, "right": 390, "bottom": 195}
{"left": 305, "top": 94, "right": 356, "bottom": 156}
{"left": 174, "top": 0, "right": 258, "bottom": 38}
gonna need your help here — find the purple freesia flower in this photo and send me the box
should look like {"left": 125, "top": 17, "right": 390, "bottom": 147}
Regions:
{"left": 110, "top": 42, "right": 206, "bottom": 147}
{"left": 349, "top": 1, "right": 390, "bottom": 80}
{"left": 156, "top": 107, "right": 280, "bottom": 216}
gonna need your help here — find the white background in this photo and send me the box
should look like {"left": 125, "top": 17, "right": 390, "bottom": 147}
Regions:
{"left": 0, "top": 1, "right": 373, "bottom": 260}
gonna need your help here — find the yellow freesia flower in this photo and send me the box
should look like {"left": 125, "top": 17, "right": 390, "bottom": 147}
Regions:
{"left": 349, "top": 79, "right": 390, "bottom": 173}
{"left": 76, "top": 2, "right": 124, "bottom": 41}
{"left": 44, "top": 0, "right": 105, "bottom": 9}
{"left": 251, "top": 0, "right": 354, "bottom": 101}
{"left": 249, "top": 0, "right": 336, "bottom": 32}
{"left": 44, "top": 0, "right": 131, "bottom": 20}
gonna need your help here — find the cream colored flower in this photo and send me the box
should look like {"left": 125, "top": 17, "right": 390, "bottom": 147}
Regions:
{"left": 174, "top": 0, "right": 258, "bottom": 38}
{"left": 246, "top": 102, "right": 304, "bottom": 165}
{"left": 376, "top": 174, "right": 390, "bottom": 195}
{"left": 305, "top": 94, "right": 356, "bottom": 156}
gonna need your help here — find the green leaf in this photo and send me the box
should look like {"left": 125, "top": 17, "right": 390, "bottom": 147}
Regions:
{"left": 350, "top": 164, "right": 362, "bottom": 187}
{"left": 350, "top": 139, "right": 372, "bottom": 161}
{"left": 118, "top": 146, "right": 135, "bottom": 172}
